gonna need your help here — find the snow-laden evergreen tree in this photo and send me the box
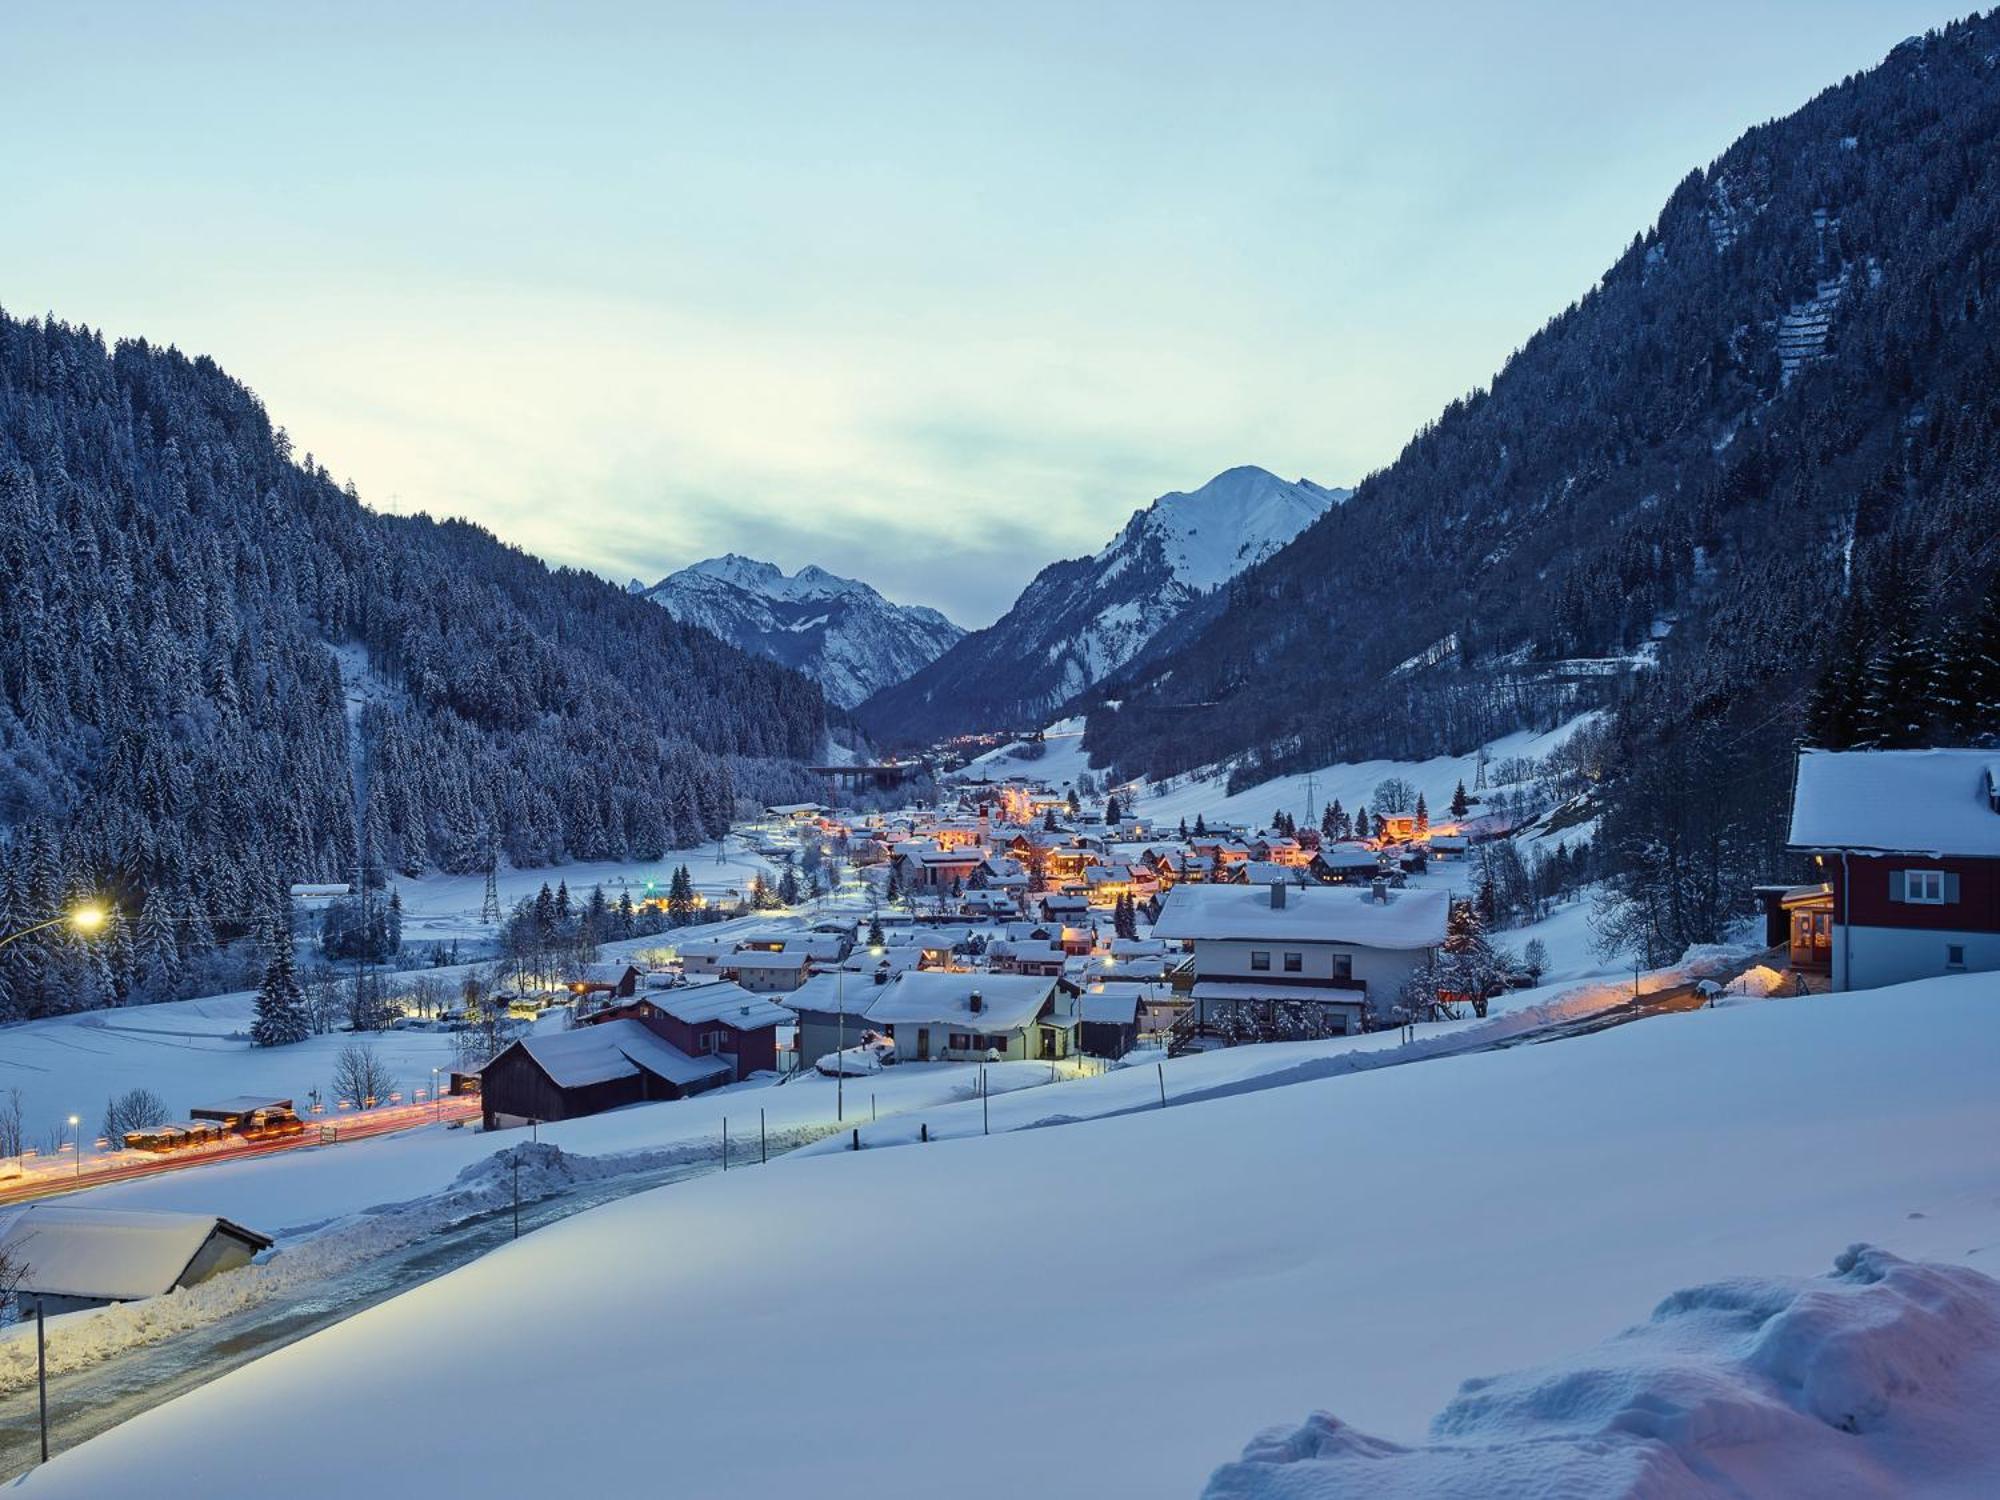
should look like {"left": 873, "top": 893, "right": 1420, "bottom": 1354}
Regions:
{"left": 251, "top": 884, "right": 310, "bottom": 1047}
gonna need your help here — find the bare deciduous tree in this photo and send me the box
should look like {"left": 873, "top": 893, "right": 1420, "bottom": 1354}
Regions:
{"left": 332, "top": 1042, "right": 396, "bottom": 1110}
{"left": 102, "top": 1087, "right": 170, "bottom": 1144}
{"left": 0, "top": 1087, "right": 24, "bottom": 1160}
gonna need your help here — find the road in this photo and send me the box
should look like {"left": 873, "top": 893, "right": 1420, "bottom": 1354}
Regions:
{"left": 0, "top": 1097, "right": 483, "bottom": 1208}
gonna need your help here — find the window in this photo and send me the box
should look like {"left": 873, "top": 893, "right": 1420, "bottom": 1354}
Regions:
{"left": 1331, "top": 953, "right": 1354, "bottom": 981}
{"left": 1250, "top": 951, "right": 1271, "bottom": 972}
{"left": 1947, "top": 944, "right": 1967, "bottom": 968}
{"left": 697, "top": 1031, "right": 720, "bottom": 1054}
{"left": 1283, "top": 952, "right": 1303, "bottom": 973}
{"left": 948, "top": 1033, "right": 971, "bottom": 1051}
{"left": 1905, "top": 869, "right": 1947, "bottom": 905}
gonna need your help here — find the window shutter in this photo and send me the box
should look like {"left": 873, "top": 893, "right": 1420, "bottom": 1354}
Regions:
{"left": 1943, "top": 872, "right": 1960, "bottom": 904}
{"left": 1887, "top": 871, "right": 1905, "bottom": 902}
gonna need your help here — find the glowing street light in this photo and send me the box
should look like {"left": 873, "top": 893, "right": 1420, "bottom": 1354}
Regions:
{"left": 67, "top": 1115, "right": 81, "bottom": 1177}
{"left": 0, "top": 901, "right": 111, "bottom": 951}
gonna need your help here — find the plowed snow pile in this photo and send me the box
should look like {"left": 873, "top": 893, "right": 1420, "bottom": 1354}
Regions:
{"left": 1205, "top": 1245, "right": 2000, "bottom": 1499}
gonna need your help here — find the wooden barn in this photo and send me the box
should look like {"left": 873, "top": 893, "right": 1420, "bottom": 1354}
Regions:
{"left": 480, "top": 1019, "right": 733, "bottom": 1128}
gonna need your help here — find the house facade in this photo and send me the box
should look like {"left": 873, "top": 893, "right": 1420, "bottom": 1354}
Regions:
{"left": 862, "top": 970, "right": 1075, "bottom": 1062}
{"left": 1786, "top": 749, "right": 2000, "bottom": 991}
{"left": 1152, "top": 880, "right": 1449, "bottom": 1036}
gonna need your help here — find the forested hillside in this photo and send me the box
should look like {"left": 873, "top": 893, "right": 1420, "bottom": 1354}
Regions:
{"left": 1085, "top": 17, "right": 2000, "bottom": 955}
{"left": 0, "top": 313, "right": 829, "bottom": 1018}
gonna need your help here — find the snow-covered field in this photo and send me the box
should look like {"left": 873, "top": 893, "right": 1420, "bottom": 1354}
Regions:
{"left": 392, "top": 833, "right": 783, "bottom": 943}
{"left": 21, "top": 972, "right": 2000, "bottom": 1497}
{"left": 0, "top": 989, "right": 465, "bottom": 1161}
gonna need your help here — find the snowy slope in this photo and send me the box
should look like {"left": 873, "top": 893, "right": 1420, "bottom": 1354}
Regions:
{"left": 634, "top": 555, "right": 962, "bottom": 708}
{"left": 860, "top": 467, "right": 1347, "bottom": 741}
{"left": 24, "top": 974, "right": 2000, "bottom": 1498}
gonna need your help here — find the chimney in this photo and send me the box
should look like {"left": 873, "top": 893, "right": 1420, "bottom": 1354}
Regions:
{"left": 1370, "top": 878, "right": 1389, "bottom": 904}
{"left": 969, "top": 989, "right": 984, "bottom": 1014}
{"left": 1269, "top": 881, "right": 1287, "bottom": 909}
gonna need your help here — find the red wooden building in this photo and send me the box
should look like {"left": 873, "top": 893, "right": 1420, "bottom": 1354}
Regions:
{"left": 1786, "top": 749, "right": 2000, "bottom": 991}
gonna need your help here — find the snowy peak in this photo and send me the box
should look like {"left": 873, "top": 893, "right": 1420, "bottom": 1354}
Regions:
{"left": 1108, "top": 466, "right": 1348, "bottom": 594}
{"left": 638, "top": 556, "right": 963, "bottom": 708}
{"left": 858, "top": 465, "right": 1348, "bottom": 741}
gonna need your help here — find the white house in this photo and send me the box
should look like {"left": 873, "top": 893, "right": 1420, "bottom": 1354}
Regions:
{"left": 862, "top": 970, "right": 1073, "bottom": 1063}
{"left": 1151, "top": 880, "right": 1449, "bottom": 1035}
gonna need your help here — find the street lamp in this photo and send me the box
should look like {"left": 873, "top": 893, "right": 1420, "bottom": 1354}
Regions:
{"left": 67, "top": 1115, "right": 80, "bottom": 1177}
{"left": 431, "top": 1067, "right": 442, "bottom": 1123}
{"left": 0, "top": 902, "right": 110, "bottom": 952}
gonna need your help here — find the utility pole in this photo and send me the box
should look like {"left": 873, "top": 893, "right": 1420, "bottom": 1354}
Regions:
{"left": 37, "top": 1301, "right": 49, "bottom": 1463}
{"left": 835, "top": 965, "right": 845, "bottom": 1122}
{"left": 1302, "top": 773, "right": 1321, "bottom": 829}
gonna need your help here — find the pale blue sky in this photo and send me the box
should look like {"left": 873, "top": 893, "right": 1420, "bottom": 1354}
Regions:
{"left": 2, "top": 1, "right": 1958, "bottom": 624}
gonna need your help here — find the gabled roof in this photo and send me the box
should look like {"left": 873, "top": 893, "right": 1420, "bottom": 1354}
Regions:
{"left": 517, "top": 1020, "right": 732, "bottom": 1090}
{"left": 1788, "top": 748, "right": 2000, "bottom": 857}
{"left": 0, "top": 1206, "right": 271, "bottom": 1302}
{"left": 863, "top": 971, "right": 1057, "bottom": 1032}
{"left": 653, "top": 983, "right": 795, "bottom": 1028}
{"left": 1151, "top": 883, "right": 1449, "bottom": 949}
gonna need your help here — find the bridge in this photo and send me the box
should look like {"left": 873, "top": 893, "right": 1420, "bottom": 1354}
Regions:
{"left": 809, "top": 761, "right": 931, "bottom": 791}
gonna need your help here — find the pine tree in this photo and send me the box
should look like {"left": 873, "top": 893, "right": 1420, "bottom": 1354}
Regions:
{"left": 251, "top": 885, "right": 309, "bottom": 1047}
{"left": 667, "top": 864, "right": 695, "bottom": 925}
{"left": 1414, "top": 793, "right": 1429, "bottom": 836}
{"left": 1353, "top": 805, "right": 1371, "bottom": 840}
{"left": 779, "top": 866, "right": 801, "bottom": 905}
{"left": 1105, "top": 794, "right": 1122, "bottom": 825}
{"left": 1449, "top": 780, "right": 1470, "bottom": 819}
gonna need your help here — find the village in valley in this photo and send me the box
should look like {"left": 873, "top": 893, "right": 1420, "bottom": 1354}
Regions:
{"left": 7, "top": 8, "right": 2000, "bottom": 1496}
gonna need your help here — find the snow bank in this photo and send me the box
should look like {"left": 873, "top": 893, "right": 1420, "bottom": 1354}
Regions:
{"left": 1203, "top": 1246, "right": 2000, "bottom": 1498}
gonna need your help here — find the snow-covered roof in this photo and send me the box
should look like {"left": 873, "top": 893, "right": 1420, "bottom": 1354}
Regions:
{"left": 863, "top": 971, "right": 1057, "bottom": 1032}
{"left": 781, "top": 971, "right": 879, "bottom": 1016}
{"left": 582, "top": 961, "right": 637, "bottom": 983}
{"left": 1152, "top": 883, "right": 1448, "bottom": 950}
{"left": 653, "top": 984, "right": 794, "bottom": 1029}
{"left": 190, "top": 1095, "right": 293, "bottom": 1117}
{"left": 0, "top": 1206, "right": 272, "bottom": 1301}
{"left": 1235, "top": 860, "right": 1305, "bottom": 886}
{"left": 1081, "top": 990, "right": 1142, "bottom": 1024}
{"left": 517, "top": 1020, "right": 731, "bottom": 1089}
{"left": 1313, "top": 842, "right": 1381, "bottom": 869}
{"left": 1788, "top": 749, "right": 2000, "bottom": 857}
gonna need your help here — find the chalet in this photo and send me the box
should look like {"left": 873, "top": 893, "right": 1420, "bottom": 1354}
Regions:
{"left": 676, "top": 937, "right": 736, "bottom": 977}
{"left": 782, "top": 970, "right": 886, "bottom": 1070}
{"left": 0, "top": 1206, "right": 273, "bottom": 1316}
{"left": 892, "top": 842, "right": 986, "bottom": 892}
{"left": 1426, "top": 834, "right": 1470, "bottom": 859}
{"left": 1152, "top": 880, "right": 1449, "bottom": 1039}
{"left": 863, "top": 971, "right": 1075, "bottom": 1062}
{"left": 1227, "top": 859, "right": 1310, "bottom": 888}
{"left": 1785, "top": 749, "right": 2000, "bottom": 991}
{"left": 479, "top": 1019, "right": 733, "bottom": 1127}
{"left": 988, "top": 938, "right": 1067, "bottom": 978}
{"left": 1309, "top": 843, "right": 1383, "bottom": 885}
{"left": 961, "top": 888, "right": 1019, "bottom": 918}
{"left": 723, "top": 948, "right": 814, "bottom": 993}
{"left": 1039, "top": 892, "right": 1091, "bottom": 925}
{"left": 1251, "top": 836, "right": 1308, "bottom": 867}
{"left": 1078, "top": 988, "right": 1142, "bottom": 1059}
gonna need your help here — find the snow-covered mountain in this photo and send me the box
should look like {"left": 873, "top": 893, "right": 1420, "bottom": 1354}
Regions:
{"left": 633, "top": 556, "right": 963, "bottom": 708}
{"left": 858, "top": 466, "right": 1347, "bottom": 741}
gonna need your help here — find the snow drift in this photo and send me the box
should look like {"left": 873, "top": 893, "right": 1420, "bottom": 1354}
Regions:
{"left": 1203, "top": 1245, "right": 2000, "bottom": 1499}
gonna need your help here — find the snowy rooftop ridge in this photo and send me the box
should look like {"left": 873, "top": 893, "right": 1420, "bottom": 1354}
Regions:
{"left": 1151, "top": 882, "right": 1449, "bottom": 949}
{"left": 0, "top": 1205, "right": 273, "bottom": 1302}
{"left": 1787, "top": 747, "right": 2000, "bottom": 858}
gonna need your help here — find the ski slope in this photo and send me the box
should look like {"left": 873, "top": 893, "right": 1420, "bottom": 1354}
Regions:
{"left": 21, "top": 972, "right": 2000, "bottom": 1498}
